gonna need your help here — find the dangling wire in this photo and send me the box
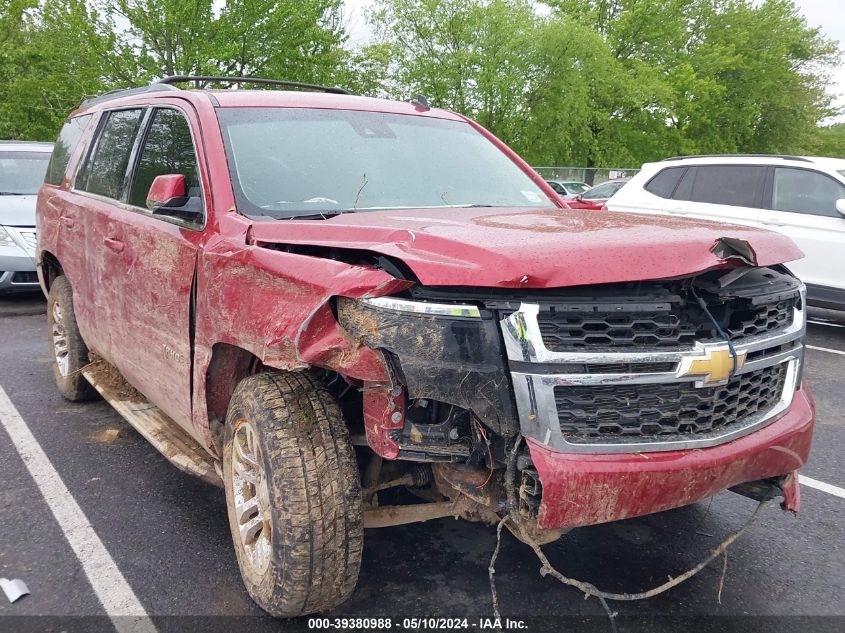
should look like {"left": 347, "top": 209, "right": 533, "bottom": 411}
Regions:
{"left": 692, "top": 289, "right": 740, "bottom": 378}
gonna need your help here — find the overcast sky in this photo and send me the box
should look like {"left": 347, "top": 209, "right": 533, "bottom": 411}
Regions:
{"left": 341, "top": 0, "right": 845, "bottom": 120}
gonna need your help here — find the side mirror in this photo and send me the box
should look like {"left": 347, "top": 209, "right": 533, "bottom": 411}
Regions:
{"left": 146, "top": 174, "right": 202, "bottom": 221}
{"left": 836, "top": 199, "right": 845, "bottom": 217}
{"left": 574, "top": 194, "right": 583, "bottom": 202}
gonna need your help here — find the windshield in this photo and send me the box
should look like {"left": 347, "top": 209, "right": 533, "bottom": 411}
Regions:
{"left": 564, "top": 182, "right": 590, "bottom": 194}
{"left": 217, "top": 108, "right": 555, "bottom": 219}
{"left": 0, "top": 151, "right": 51, "bottom": 195}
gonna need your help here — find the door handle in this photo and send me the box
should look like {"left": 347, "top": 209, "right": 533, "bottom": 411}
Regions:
{"left": 60, "top": 216, "right": 76, "bottom": 229}
{"left": 103, "top": 237, "right": 125, "bottom": 253}
{"left": 761, "top": 220, "right": 785, "bottom": 227}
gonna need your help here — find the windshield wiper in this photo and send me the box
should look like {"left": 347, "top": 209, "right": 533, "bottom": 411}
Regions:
{"left": 0, "top": 191, "right": 27, "bottom": 195}
{"left": 284, "top": 209, "right": 358, "bottom": 220}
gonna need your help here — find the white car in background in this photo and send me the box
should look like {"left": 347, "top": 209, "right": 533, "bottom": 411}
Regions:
{"left": 607, "top": 154, "right": 845, "bottom": 311}
{"left": 1, "top": 141, "right": 53, "bottom": 293}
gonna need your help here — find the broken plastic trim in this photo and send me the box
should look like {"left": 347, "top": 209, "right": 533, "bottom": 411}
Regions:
{"left": 711, "top": 237, "right": 758, "bottom": 266}
{"left": 364, "top": 296, "right": 481, "bottom": 318}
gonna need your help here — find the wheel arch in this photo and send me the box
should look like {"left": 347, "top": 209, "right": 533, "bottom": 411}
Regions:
{"left": 38, "top": 250, "right": 64, "bottom": 292}
{"left": 204, "top": 342, "right": 261, "bottom": 451}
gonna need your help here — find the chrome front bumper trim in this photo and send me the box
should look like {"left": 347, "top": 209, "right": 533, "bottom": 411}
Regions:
{"left": 501, "top": 291, "right": 805, "bottom": 453}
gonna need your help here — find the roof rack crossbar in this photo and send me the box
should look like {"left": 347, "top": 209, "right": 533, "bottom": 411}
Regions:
{"left": 662, "top": 154, "right": 812, "bottom": 163}
{"left": 157, "top": 75, "right": 351, "bottom": 95}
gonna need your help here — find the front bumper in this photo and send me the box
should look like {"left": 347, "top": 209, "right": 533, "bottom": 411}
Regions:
{"left": 0, "top": 254, "right": 38, "bottom": 293}
{"left": 528, "top": 384, "right": 815, "bottom": 530}
{"left": 0, "top": 227, "right": 38, "bottom": 293}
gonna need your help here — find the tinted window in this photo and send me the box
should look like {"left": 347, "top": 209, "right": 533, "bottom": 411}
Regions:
{"left": 45, "top": 116, "right": 91, "bottom": 185}
{"left": 217, "top": 108, "right": 555, "bottom": 219}
{"left": 676, "top": 165, "right": 766, "bottom": 207}
{"left": 772, "top": 168, "right": 845, "bottom": 218}
{"left": 644, "top": 167, "right": 686, "bottom": 199}
{"left": 0, "top": 151, "right": 51, "bottom": 194}
{"left": 78, "top": 109, "right": 144, "bottom": 199}
{"left": 128, "top": 109, "right": 200, "bottom": 209}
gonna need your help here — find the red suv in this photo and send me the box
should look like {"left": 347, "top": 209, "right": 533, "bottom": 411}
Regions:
{"left": 37, "top": 77, "right": 814, "bottom": 617}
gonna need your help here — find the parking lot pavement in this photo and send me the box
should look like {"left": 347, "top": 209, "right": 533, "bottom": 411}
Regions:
{"left": 0, "top": 296, "right": 843, "bottom": 633}
{"left": 0, "top": 292, "right": 45, "bottom": 317}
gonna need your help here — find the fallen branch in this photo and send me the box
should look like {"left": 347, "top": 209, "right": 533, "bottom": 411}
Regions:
{"left": 488, "top": 435, "right": 770, "bottom": 631}
{"left": 515, "top": 498, "right": 769, "bottom": 602}
{"left": 488, "top": 517, "right": 506, "bottom": 622}
{"left": 717, "top": 551, "right": 729, "bottom": 605}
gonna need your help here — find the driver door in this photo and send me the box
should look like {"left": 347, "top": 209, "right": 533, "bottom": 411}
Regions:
{"left": 103, "top": 105, "right": 207, "bottom": 437}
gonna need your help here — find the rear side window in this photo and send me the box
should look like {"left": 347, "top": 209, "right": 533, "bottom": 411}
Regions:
{"left": 45, "top": 115, "right": 92, "bottom": 185}
{"left": 644, "top": 167, "right": 686, "bottom": 199}
{"left": 772, "top": 168, "right": 845, "bottom": 218}
{"left": 128, "top": 108, "right": 200, "bottom": 209}
{"left": 675, "top": 165, "right": 766, "bottom": 208}
{"left": 77, "top": 109, "right": 144, "bottom": 199}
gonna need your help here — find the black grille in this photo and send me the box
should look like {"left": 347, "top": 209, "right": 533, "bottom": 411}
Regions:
{"left": 555, "top": 364, "right": 788, "bottom": 441}
{"left": 536, "top": 295, "right": 795, "bottom": 352}
{"left": 538, "top": 309, "right": 695, "bottom": 350}
{"left": 11, "top": 271, "right": 38, "bottom": 284}
{"left": 724, "top": 299, "right": 793, "bottom": 338}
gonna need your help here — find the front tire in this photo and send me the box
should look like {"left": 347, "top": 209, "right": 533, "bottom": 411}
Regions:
{"left": 223, "top": 371, "right": 363, "bottom": 617}
{"left": 47, "top": 276, "right": 97, "bottom": 401}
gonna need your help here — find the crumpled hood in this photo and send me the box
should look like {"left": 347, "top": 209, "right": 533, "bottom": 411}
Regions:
{"left": 248, "top": 206, "right": 804, "bottom": 288}
{"left": 0, "top": 195, "right": 36, "bottom": 227}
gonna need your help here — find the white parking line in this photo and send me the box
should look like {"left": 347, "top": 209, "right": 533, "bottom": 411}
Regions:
{"left": 0, "top": 386, "right": 156, "bottom": 633}
{"left": 806, "top": 345, "right": 845, "bottom": 356}
{"left": 808, "top": 319, "right": 845, "bottom": 329}
{"left": 799, "top": 474, "right": 845, "bottom": 499}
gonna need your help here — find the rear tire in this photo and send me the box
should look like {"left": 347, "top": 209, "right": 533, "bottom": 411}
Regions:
{"left": 223, "top": 371, "right": 363, "bottom": 617}
{"left": 47, "top": 276, "right": 97, "bottom": 401}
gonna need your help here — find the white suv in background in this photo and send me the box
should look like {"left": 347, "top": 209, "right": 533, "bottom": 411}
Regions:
{"left": 607, "top": 155, "right": 845, "bottom": 310}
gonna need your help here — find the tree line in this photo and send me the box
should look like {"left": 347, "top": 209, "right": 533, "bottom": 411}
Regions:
{"left": 1, "top": 0, "right": 842, "bottom": 166}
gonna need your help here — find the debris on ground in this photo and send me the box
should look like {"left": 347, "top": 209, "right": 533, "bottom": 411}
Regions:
{"left": 0, "top": 578, "right": 30, "bottom": 603}
{"left": 488, "top": 435, "right": 770, "bottom": 633}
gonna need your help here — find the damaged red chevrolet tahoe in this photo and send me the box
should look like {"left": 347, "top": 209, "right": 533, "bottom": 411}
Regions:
{"left": 37, "top": 78, "right": 813, "bottom": 616}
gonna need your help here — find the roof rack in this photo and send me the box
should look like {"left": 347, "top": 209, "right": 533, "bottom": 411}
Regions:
{"left": 79, "top": 75, "right": 351, "bottom": 109}
{"left": 80, "top": 83, "right": 180, "bottom": 107}
{"left": 157, "top": 76, "right": 351, "bottom": 95}
{"left": 662, "top": 154, "right": 812, "bottom": 163}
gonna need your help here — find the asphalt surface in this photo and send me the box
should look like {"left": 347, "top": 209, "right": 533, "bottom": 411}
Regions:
{"left": 0, "top": 293, "right": 843, "bottom": 633}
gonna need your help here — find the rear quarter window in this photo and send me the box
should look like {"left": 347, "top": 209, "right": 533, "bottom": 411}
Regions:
{"left": 674, "top": 165, "right": 766, "bottom": 208}
{"left": 644, "top": 167, "right": 686, "bottom": 199}
{"left": 45, "top": 115, "right": 92, "bottom": 185}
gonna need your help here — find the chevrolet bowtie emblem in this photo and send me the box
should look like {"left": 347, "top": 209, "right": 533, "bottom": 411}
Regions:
{"left": 678, "top": 344, "right": 746, "bottom": 386}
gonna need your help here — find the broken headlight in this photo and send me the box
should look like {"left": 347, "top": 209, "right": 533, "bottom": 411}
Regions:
{"left": 363, "top": 296, "right": 481, "bottom": 318}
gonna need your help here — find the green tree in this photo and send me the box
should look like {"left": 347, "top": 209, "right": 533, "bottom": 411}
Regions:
{"left": 104, "top": 0, "right": 347, "bottom": 84}
{"left": 547, "top": 0, "right": 840, "bottom": 159}
{"left": 0, "top": 0, "right": 113, "bottom": 140}
{"left": 670, "top": 0, "right": 839, "bottom": 154}
{"left": 811, "top": 123, "right": 845, "bottom": 158}
{"left": 369, "top": 0, "right": 541, "bottom": 140}
{"left": 106, "top": 0, "right": 217, "bottom": 80}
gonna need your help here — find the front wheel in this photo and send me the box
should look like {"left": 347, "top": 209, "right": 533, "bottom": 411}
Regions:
{"left": 46, "top": 276, "right": 97, "bottom": 401}
{"left": 223, "top": 371, "right": 363, "bottom": 617}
